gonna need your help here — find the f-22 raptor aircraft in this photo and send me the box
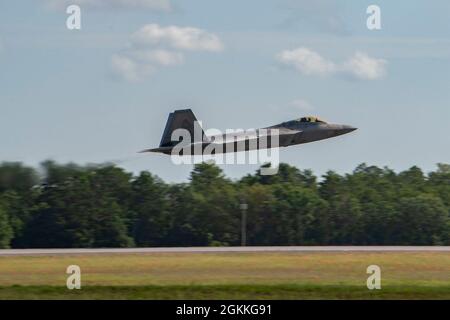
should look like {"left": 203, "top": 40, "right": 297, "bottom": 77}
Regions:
{"left": 141, "top": 109, "right": 356, "bottom": 155}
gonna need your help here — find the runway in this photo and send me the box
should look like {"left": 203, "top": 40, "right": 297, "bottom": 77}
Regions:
{"left": 0, "top": 246, "right": 449, "bottom": 256}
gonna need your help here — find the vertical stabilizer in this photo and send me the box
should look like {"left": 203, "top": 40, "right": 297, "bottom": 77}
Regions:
{"left": 159, "top": 109, "right": 206, "bottom": 147}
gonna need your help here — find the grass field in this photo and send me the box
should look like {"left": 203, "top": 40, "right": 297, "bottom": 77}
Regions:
{"left": 0, "top": 252, "right": 448, "bottom": 299}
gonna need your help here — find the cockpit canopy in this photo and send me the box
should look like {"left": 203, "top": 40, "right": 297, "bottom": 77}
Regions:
{"left": 278, "top": 116, "right": 328, "bottom": 129}
{"left": 297, "top": 116, "right": 327, "bottom": 123}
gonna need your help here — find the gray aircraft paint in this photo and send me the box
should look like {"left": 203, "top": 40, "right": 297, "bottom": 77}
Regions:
{"left": 140, "top": 109, "right": 356, "bottom": 155}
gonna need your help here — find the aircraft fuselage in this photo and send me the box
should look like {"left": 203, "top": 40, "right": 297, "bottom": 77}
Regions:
{"left": 142, "top": 110, "right": 357, "bottom": 156}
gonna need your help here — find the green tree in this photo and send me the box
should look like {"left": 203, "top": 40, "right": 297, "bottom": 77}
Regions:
{"left": 131, "top": 172, "right": 170, "bottom": 246}
{"left": 188, "top": 163, "right": 239, "bottom": 246}
{"left": 24, "top": 170, "right": 133, "bottom": 248}
{"left": 392, "top": 194, "right": 449, "bottom": 245}
{"left": 0, "top": 162, "right": 38, "bottom": 193}
{"left": 327, "top": 195, "right": 363, "bottom": 244}
{"left": 343, "top": 164, "right": 398, "bottom": 244}
{"left": 0, "top": 190, "right": 36, "bottom": 247}
{"left": 428, "top": 163, "right": 450, "bottom": 207}
{"left": 0, "top": 204, "right": 13, "bottom": 248}
{"left": 240, "top": 183, "right": 276, "bottom": 245}
{"left": 40, "top": 160, "right": 87, "bottom": 185}
{"left": 0, "top": 160, "right": 447, "bottom": 248}
{"left": 166, "top": 184, "right": 211, "bottom": 246}
{"left": 250, "top": 163, "right": 317, "bottom": 189}
{"left": 397, "top": 166, "right": 428, "bottom": 196}
{"left": 319, "top": 171, "right": 345, "bottom": 200}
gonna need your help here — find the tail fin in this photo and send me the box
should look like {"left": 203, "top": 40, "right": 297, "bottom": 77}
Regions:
{"left": 159, "top": 109, "right": 206, "bottom": 147}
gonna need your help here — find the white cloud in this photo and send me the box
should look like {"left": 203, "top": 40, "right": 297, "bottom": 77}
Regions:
{"left": 342, "top": 52, "right": 387, "bottom": 80}
{"left": 110, "top": 54, "right": 153, "bottom": 82}
{"left": 131, "top": 24, "right": 224, "bottom": 52}
{"left": 130, "top": 49, "right": 184, "bottom": 66}
{"left": 45, "top": 0, "right": 172, "bottom": 11}
{"left": 276, "top": 47, "right": 387, "bottom": 80}
{"left": 276, "top": 47, "right": 336, "bottom": 76}
{"left": 111, "top": 24, "right": 223, "bottom": 82}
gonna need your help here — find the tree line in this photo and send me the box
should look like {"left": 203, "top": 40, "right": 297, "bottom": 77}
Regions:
{"left": 0, "top": 160, "right": 449, "bottom": 248}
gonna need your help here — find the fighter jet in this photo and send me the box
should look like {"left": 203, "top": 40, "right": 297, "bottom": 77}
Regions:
{"left": 141, "top": 109, "right": 356, "bottom": 155}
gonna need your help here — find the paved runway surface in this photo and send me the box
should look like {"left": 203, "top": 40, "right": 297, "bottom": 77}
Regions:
{"left": 0, "top": 246, "right": 449, "bottom": 256}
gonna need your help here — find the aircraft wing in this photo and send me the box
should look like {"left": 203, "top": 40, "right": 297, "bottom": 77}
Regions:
{"left": 209, "top": 128, "right": 301, "bottom": 145}
{"left": 140, "top": 127, "right": 302, "bottom": 154}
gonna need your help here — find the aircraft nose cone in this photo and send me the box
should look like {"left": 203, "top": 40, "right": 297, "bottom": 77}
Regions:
{"left": 341, "top": 125, "right": 357, "bottom": 134}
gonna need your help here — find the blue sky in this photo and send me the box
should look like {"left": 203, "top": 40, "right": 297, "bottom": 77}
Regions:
{"left": 0, "top": 0, "right": 449, "bottom": 182}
